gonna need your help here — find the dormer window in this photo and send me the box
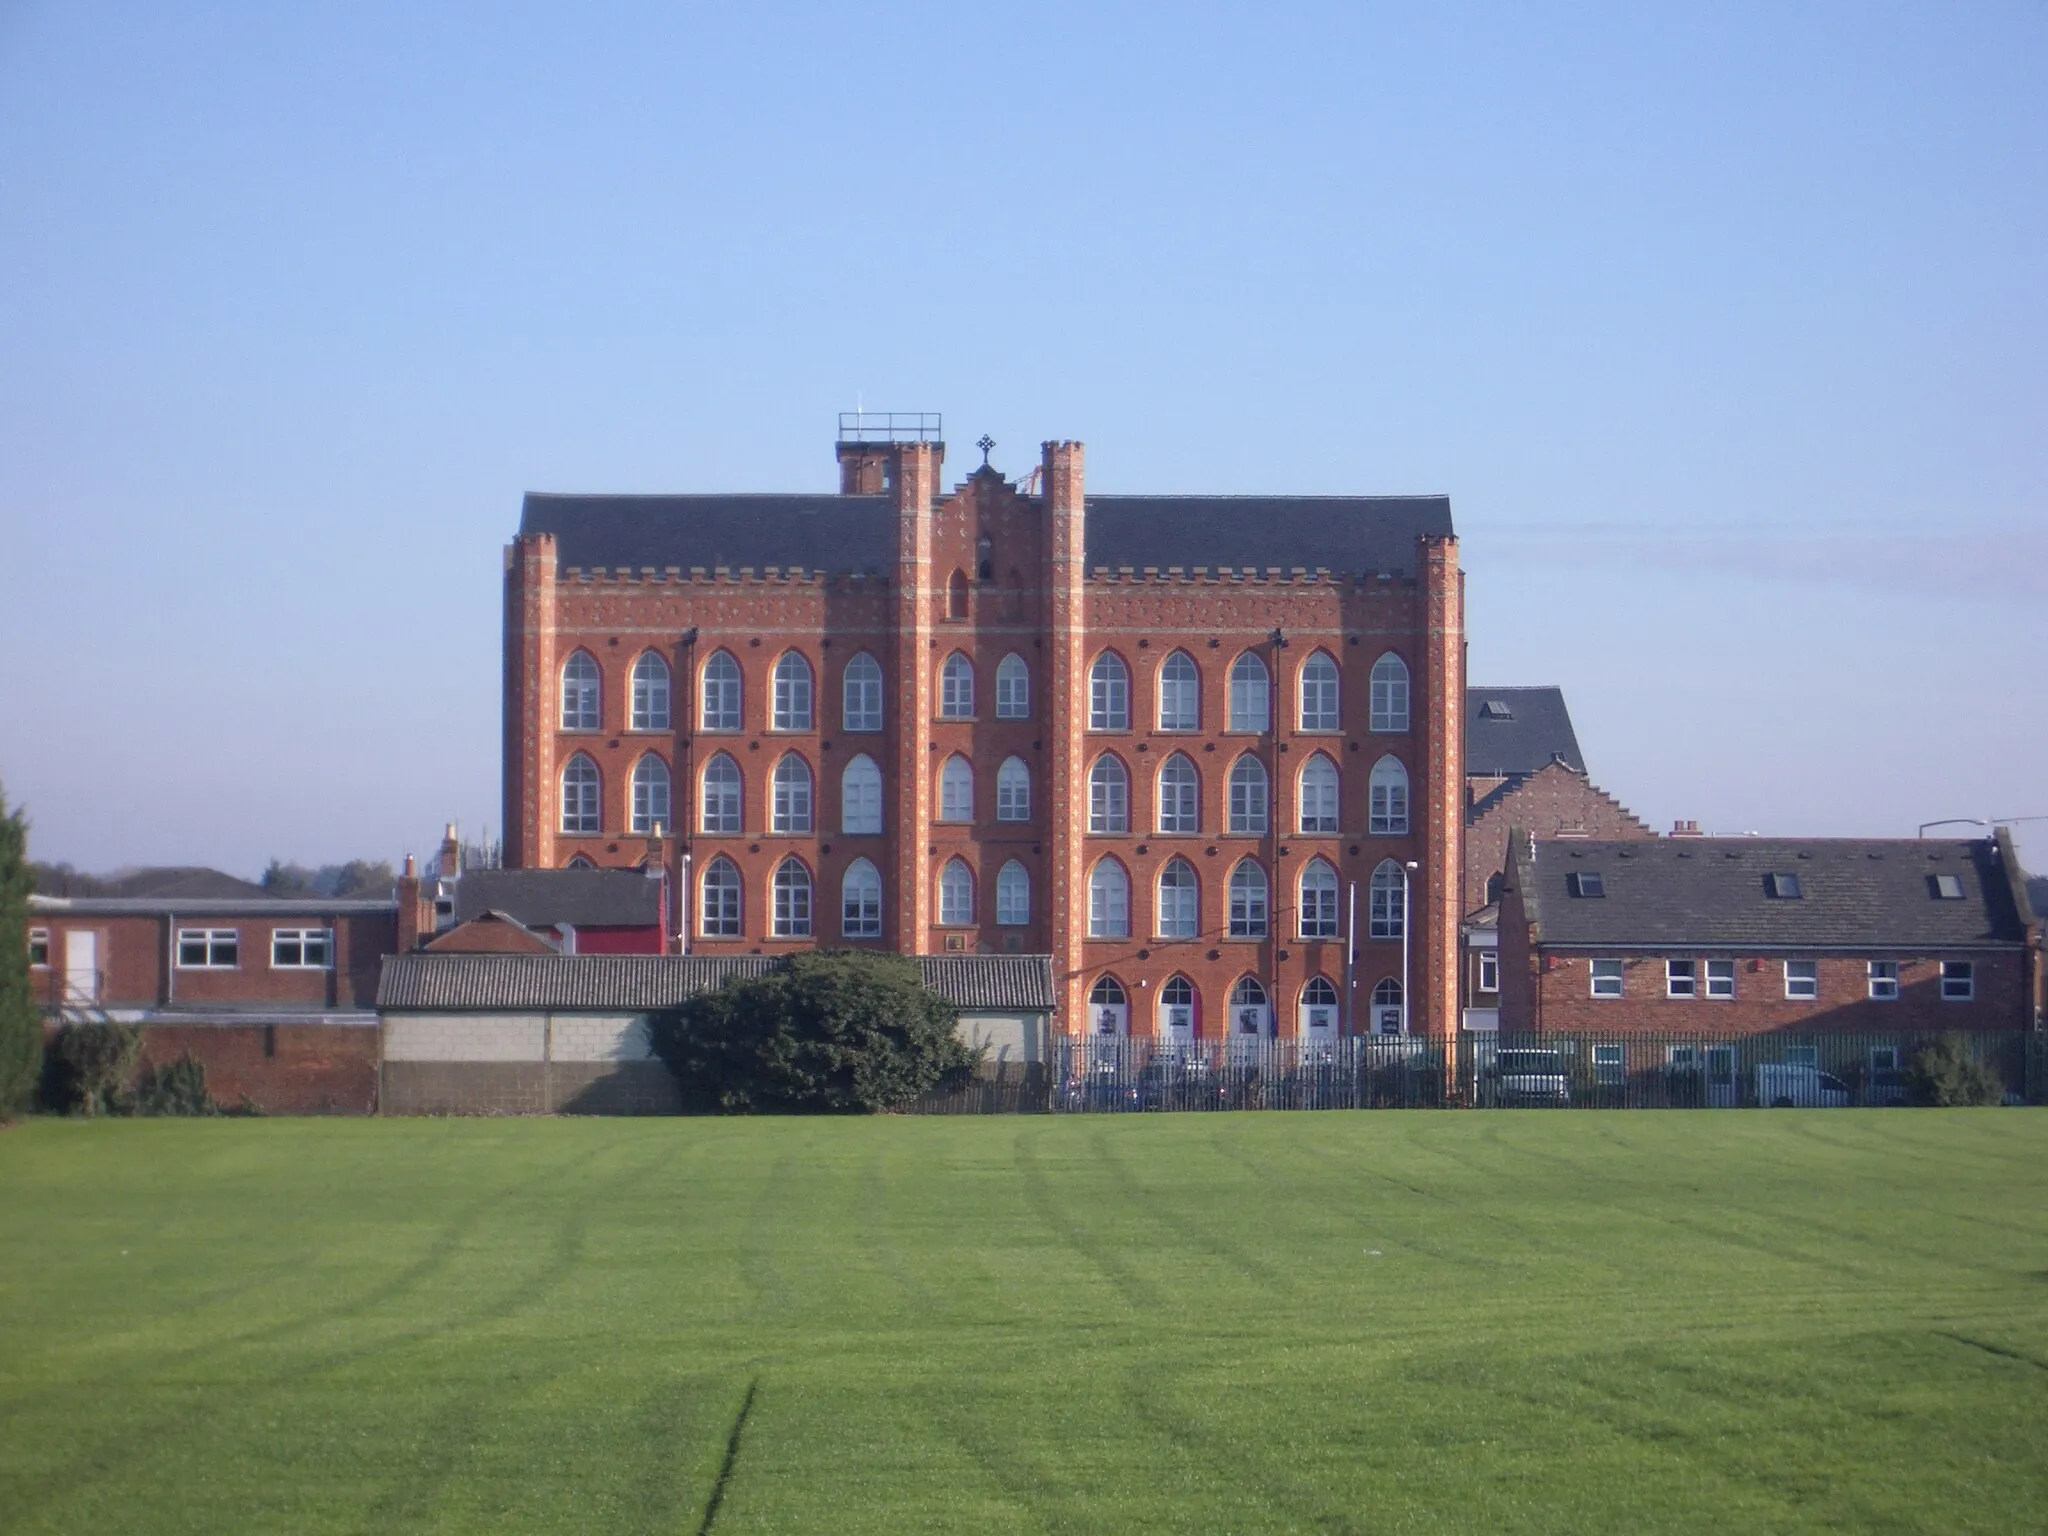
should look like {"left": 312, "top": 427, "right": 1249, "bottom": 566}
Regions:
{"left": 1479, "top": 699, "right": 1513, "bottom": 720}
{"left": 1765, "top": 873, "right": 1803, "bottom": 899}
{"left": 1568, "top": 871, "right": 1605, "bottom": 898}
{"left": 1931, "top": 874, "right": 1965, "bottom": 900}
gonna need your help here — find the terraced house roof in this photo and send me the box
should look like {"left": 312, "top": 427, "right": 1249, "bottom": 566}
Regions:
{"left": 377, "top": 953, "right": 1058, "bottom": 1013}
{"left": 1511, "top": 836, "right": 2035, "bottom": 950}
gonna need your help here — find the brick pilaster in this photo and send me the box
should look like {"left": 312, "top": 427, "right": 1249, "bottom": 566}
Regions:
{"left": 503, "top": 534, "right": 559, "bottom": 869}
{"left": 1419, "top": 536, "right": 1465, "bottom": 1049}
{"left": 1043, "top": 441, "right": 1088, "bottom": 1033}
{"left": 890, "top": 444, "right": 940, "bottom": 950}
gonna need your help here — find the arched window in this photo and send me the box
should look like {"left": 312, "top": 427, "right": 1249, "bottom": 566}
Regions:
{"left": 772, "top": 755, "right": 813, "bottom": 834}
{"left": 1299, "top": 650, "right": 1339, "bottom": 731}
{"left": 701, "top": 651, "right": 742, "bottom": 731}
{"left": 842, "top": 652, "right": 883, "bottom": 732}
{"left": 1228, "top": 653, "right": 1270, "bottom": 733}
{"left": 977, "top": 535, "right": 994, "bottom": 582}
{"left": 1299, "top": 858, "right": 1340, "bottom": 939}
{"left": 841, "top": 754, "right": 882, "bottom": 835}
{"left": 1228, "top": 860, "right": 1269, "bottom": 937}
{"left": 561, "top": 651, "right": 600, "bottom": 731}
{"left": 1371, "top": 977, "right": 1405, "bottom": 1035}
{"left": 772, "top": 858, "right": 813, "bottom": 937}
{"left": 996, "top": 861, "right": 1030, "bottom": 926}
{"left": 996, "top": 757, "right": 1031, "bottom": 823}
{"left": 1088, "top": 975, "right": 1128, "bottom": 1037}
{"left": 841, "top": 858, "right": 882, "bottom": 938}
{"left": 947, "top": 569, "right": 970, "bottom": 619}
{"left": 1089, "top": 859, "right": 1130, "bottom": 937}
{"left": 1228, "top": 755, "right": 1269, "bottom": 835}
{"left": 939, "top": 755, "right": 974, "bottom": 823}
{"left": 1160, "top": 975, "right": 1197, "bottom": 1036}
{"left": 938, "top": 859, "right": 974, "bottom": 926}
{"left": 940, "top": 652, "right": 975, "bottom": 719}
{"left": 630, "top": 755, "right": 671, "bottom": 835}
{"left": 1303, "top": 976, "right": 1339, "bottom": 1007}
{"left": 700, "top": 856, "right": 742, "bottom": 936}
{"left": 1158, "top": 651, "right": 1201, "bottom": 731}
{"left": 1370, "top": 653, "right": 1410, "bottom": 733}
{"left": 700, "top": 754, "right": 742, "bottom": 834}
{"left": 995, "top": 653, "right": 1030, "bottom": 719}
{"left": 1369, "top": 756, "right": 1410, "bottom": 836}
{"left": 1230, "top": 976, "right": 1271, "bottom": 1037}
{"left": 560, "top": 754, "right": 600, "bottom": 834}
{"left": 566, "top": 853, "right": 596, "bottom": 870}
{"left": 1156, "top": 858, "right": 1199, "bottom": 939}
{"left": 1370, "top": 859, "right": 1407, "bottom": 939}
{"left": 1090, "top": 652, "right": 1129, "bottom": 731}
{"left": 1157, "top": 754, "right": 1200, "bottom": 834}
{"left": 1299, "top": 754, "right": 1340, "bottom": 834}
{"left": 630, "top": 652, "right": 671, "bottom": 731}
{"left": 1088, "top": 756, "right": 1129, "bottom": 834}
{"left": 773, "top": 652, "right": 814, "bottom": 731}
{"left": 1232, "top": 977, "right": 1269, "bottom": 1006}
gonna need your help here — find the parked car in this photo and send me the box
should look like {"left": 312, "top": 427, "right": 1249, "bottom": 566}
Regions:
{"left": 1137, "top": 1058, "right": 1229, "bottom": 1112}
{"left": 1755, "top": 1063, "right": 1851, "bottom": 1108}
{"left": 1491, "top": 1047, "right": 1572, "bottom": 1107}
{"left": 1060, "top": 1064, "right": 1138, "bottom": 1112}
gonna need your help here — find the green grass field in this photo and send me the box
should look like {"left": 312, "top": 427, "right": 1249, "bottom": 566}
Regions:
{"left": 3, "top": 1112, "right": 2046, "bottom": 1534}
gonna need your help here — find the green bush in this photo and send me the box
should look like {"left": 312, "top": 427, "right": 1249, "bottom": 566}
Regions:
{"left": 42, "top": 1022, "right": 143, "bottom": 1116}
{"left": 137, "top": 1052, "right": 219, "bottom": 1117}
{"left": 648, "top": 951, "right": 977, "bottom": 1114}
{"left": 1905, "top": 1035, "right": 2005, "bottom": 1108}
{"left": 0, "top": 788, "right": 41, "bottom": 1117}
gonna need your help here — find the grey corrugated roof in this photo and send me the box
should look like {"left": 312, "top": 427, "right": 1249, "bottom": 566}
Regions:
{"left": 1465, "top": 687, "right": 1584, "bottom": 777}
{"left": 520, "top": 492, "right": 1454, "bottom": 579}
{"left": 454, "top": 869, "right": 662, "bottom": 929}
{"left": 1515, "top": 838, "right": 2028, "bottom": 949}
{"left": 377, "top": 953, "right": 1056, "bottom": 1012}
{"left": 28, "top": 895, "right": 394, "bottom": 917}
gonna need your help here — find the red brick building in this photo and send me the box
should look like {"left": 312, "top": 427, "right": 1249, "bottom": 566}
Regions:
{"left": 1496, "top": 829, "right": 2044, "bottom": 1038}
{"left": 502, "top": 422, "right": 1466, "bottom": 1042}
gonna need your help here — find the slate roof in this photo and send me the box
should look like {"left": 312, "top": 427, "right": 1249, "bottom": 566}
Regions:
{"left": 519, "top": 492, "right": 1454, "bottom": 579}
{"left": 1514, "top": 837, "right": 2032, "bottom": 950}
{"left": 28, "top": 895, "right": 394, "bottom": 918}
{"left": 1465, "top": 687, "right": 1584, "bottom": 777}
{"left": 453, "top": 869, "right": 662, "bottom": 929}
{"left": 377, "top": 953, "right": 1058, "bottom": 1013}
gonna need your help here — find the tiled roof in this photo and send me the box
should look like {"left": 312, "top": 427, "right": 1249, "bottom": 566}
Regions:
{"left": 520, "top": 492, "right": 1454, "bottom": 580}
{"left": 28, "top": 895, "right": 394, "bottom": 918}
{"left": 1465, "top": 686, "right": 1584, "bottom": 777}
{"left": 377, "top": 953, "right": 1057, "bottom": 1012}
{"left": 453, "top": 869, "right": 662, "bottom": 929}
{"left": 1514, "top": 837, "right": 2031, "bottom": 949}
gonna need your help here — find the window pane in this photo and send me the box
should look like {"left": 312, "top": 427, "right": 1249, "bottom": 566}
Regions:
{"left": 843, "top": 654, "right": 883, "bottom": 732}
{"left": 1090, "top": 655, "right": 1129, "bottom": 730}
{"left": 996, "top": 655, "right": 1030, "bottom": 720}
{"left": 1228, "top": 655, "right": 1269, "bottom": 733}
{"left": 1370, "top": 654, "right": 1409, "bottom": 732}
{"left": 1299, "top": 653, "right": 1339, "bottom": 730}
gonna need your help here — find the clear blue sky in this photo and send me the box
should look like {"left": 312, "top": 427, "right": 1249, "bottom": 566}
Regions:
{"left": 2, "top": 1, "right": 2043, "bottom": 877}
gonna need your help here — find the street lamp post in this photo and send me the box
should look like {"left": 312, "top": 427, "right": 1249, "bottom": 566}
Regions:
{"left": 1399, "top": 859, "right": 1420, "bottom": 1036}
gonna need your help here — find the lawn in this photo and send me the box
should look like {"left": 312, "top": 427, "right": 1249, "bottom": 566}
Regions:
{"left": 2, "top": 1112, "right": 2045, "bottom": 1534}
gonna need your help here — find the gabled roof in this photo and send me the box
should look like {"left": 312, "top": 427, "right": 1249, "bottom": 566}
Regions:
{"left": 1465, "top": 687, "right": 1584, "bottom": 777}
{"left": 519, "top": 492, "right": 1455, "bottom": 580}
{"left": 423, "top": 911, "right": 561, "bottom": 955}
{"left": 376, "top": 953, "right": 1058, "bottom": 1013}
{"left": 453, "top": 869, "right": 662, "bottom": 930}
{"left": 1513, "top": 836, "right": 2030, "bottom": 949}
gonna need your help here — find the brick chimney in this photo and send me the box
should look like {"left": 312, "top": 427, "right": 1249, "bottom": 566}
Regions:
{"left": 1670, "top": 819, "right": 1705, "bottom": 838}
{"left": 836, "top": 443, "right": 892, "bottom": 495}
{"left": 395, "top": 854, "right": 426, "bottom": 954}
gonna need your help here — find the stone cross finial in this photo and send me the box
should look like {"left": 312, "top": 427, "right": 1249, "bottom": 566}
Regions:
{"left": 977, "top": 434, "right": 995, "bottom": 467}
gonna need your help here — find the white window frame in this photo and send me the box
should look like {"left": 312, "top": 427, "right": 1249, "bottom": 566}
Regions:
{"left": 939, "top": 653, "right": 975, "bottom": 720}
{"left": 1089, "top": 758, "right": 1129, "bottom": 835}
{"left": 701, "top": 754, "right": 743, "bottom": 834}
{"left": 1705, "top": 959, "right": 1735, "bottom": 999}
{"left": 1298, "top": 861, "right": 1339, "bottom": 940}
{"left": 771, "top": 755, "right": 813, "bottom": 834}
{"left": 270, "top": 928, "right": 334, "bottom": 970}
{"left": 996, "top": 758, "right": 1031, "bottom": 823}
{"left": 1869, "top": 1045, "right": 1900, "bottom": 1073}
{"left": 1158, "top": 651, "right": 1200, "bottom": 731}
{"left": 700, "top": 859, "right": 742, "bottom": 936}
{"left": 1369, "top": 861, "right": 1405, "bottom": 940}
{"left": 1867, "top": 959, "right": 1899, "bottom": 1001}
{"left": 629, "top": 652, "right": 671, "bottom": 732}
{"left": 700, "top": 652, "right": 743, "bottom": 732}
{"left": 995, "top": 653, "right": 1030, "bottom": 720}
{"left": 560, "top": 651, "right": 600, "bottom": 731}
{"left": 1156, "top": 860, "right": 1199, "bottom": 939}
{"left": 1477, "top": 949, "right": 1499, "bottom": 994}
{"left": 938, "top": 860, "right": 975, "bottom": 927}
{"left": 1941, "top": 960, "right": 1974, "bottom": 1001}
{"left": 1157, "top": 755, "right": 1199, "bottom": 834}
{"left": 1228, "top": 860, "right": 1269, "bottom": 939}
{"left": 1666, "top": 959, "right": 1697, "bottom": 999}
{"left": 1090, "top": 654, "right": 1129, "bottom": 731}
{"left": 1088, "top": 861, "right": 1130, "bottom": 938}
{"left": 630, "top": 755, "right": 671, "bottom": 834}
{"left": 1228, "top": 755, "right": 1269, "bottom": 835}
{"left": 1590, "top": 959, "right": 1624, "bottom": 999}
{"left": 842, "top": 652, "right": 883, "bottom": 732}
{"left": 27, "top": 928, "right": 49, "bottom": 968}
{"left": 938, "top": 755, "right": 974, "bottom": 823}
{"left": 1298, "top": 651, "right": 1340, "bottom": 731}
{"left": 560, "top": 755, "right": 601, "bottom": 835}
{"left": 1298, "top": 754, "right": 1339, "bottom": 834}
{"left": 772, "top": 860, "right": 813, "bottom": 938}
{"left": 1369, "top": 653, "right": 1410, "bottom": 733}
{"left": 1784, "top": 960, "right": 1819, "bottom": 1000}
{"left": 841, "top": 860, "right": 883, "bottom": 939}
{"left": 1368, "top": 756, "right": 1408, "bottom": 836}
{"left": 996, "top": 861, "right": 1031, "bottom": 927}
{"left": 840, "top": 755, "right": 883, "bottom": 836}
{"left": 1592, "top": 1044, "right": 1625, "bottom": 1086}
{"left": 1228, "top": 654, "right": 1270, "bottom": 733}
{"left": 772, "top": 653, "right": 814, "bottom": 732}
{"left": 177, "top": 928, "right": 240, "bottom": 970}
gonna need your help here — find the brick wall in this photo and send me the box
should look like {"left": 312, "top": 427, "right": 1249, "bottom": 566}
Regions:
{"left": 132, "top": 1021, "right": 380, "bottom": 1115}
{"left": 1464, "top": 764, "right": 1651, "bottom": 915}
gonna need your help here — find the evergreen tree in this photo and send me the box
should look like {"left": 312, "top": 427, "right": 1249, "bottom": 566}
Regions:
{"left": 0, "top": 787, "right": 43, "bottom": 1117}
